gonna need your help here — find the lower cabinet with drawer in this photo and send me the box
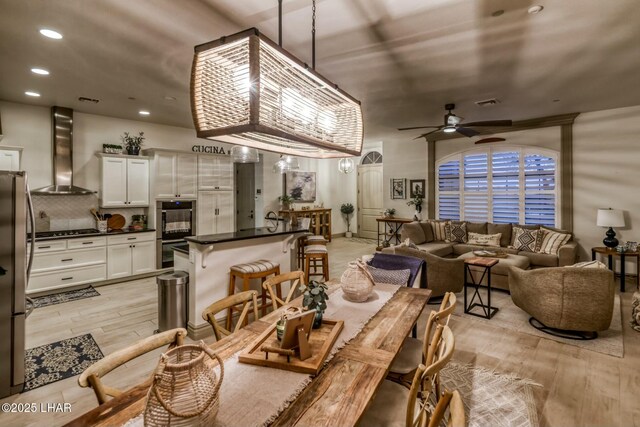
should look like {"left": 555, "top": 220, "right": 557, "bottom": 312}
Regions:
{"left": 106, "top": 232, "right": 156, "bottom": 279}
{"left": 29, "top": 265, "right": 108, "bottom": 293}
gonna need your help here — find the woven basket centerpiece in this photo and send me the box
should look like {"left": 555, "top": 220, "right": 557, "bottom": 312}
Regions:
{"left": 340, "top": 260, "right": 375, "bottom": 303}
{"left": 144, "top": 342, "right": 224, "bottom": 427}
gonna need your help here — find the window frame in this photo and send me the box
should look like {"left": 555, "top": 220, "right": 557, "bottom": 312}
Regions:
{"left": 435, "top": 145, "right": 560, "bottom": 226}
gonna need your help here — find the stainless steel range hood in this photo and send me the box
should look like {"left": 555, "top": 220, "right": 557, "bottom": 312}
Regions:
{"left": 31, "top": 107, "right": 95, "bottom": 195}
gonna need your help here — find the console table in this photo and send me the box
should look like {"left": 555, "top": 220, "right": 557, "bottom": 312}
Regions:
{"left": 376, "top": 217, "right": 413, "bottom": 249}
{"left": 280, "top": 208, "right": 332, "bottom": 241}
{"left": 591, "top": 246, "right": 640, "bottom": 292}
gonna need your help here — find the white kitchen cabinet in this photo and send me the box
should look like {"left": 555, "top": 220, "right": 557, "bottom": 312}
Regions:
{"left": 99, "top": 154, "right": 150, "bottom": 207}
{"left": 0, "top": 147, "right": 22, "bottom": 171}
{"left": 149, "top": 151, "right": 197, "bottom": 199}
{"left": 107, "top": 244, "right": 132, "bottom": 279}
{"left": 198, "top": 155, "right": 233, "bottom": 191}
{"left": 197, "top": 191, "right": 234, "bottom": 235}
{"left": 107, "top": 232, "right": 156, "bottom": 279}
{"left": 131, "top": 241, "right": 156, "bottom": 275}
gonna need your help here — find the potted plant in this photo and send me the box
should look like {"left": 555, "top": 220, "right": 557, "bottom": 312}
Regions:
{"left": 303, "top": 280, "right": 329, "bottom": 328}
{"left": 121, "top": 131, "right": 145, "bottom": 155}
{"left": 407, "top": 196, "right": 423, "bottom": 220}
{"left": 383, "top": 208, "right": 396, "bottom": 218}
{"left": 340, "top": 203, "right": 355, "bottom": 238}
{"left": 278, "top": 194, "right": 294, "bottom": 211}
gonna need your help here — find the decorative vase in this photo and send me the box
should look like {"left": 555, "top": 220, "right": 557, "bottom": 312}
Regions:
{"left": 340, "top": 260, "right": 375, "bottom": 302}
{"left": 414, "top": 211, "right": 422, "bottom": 221}
{"left": 345, "top": 231, "right": 353, "bottom": 238}
{"left": 144, "top": 342, "right": 223, "bottom": 427}
{"left": 313, "top": 310, "right": 323, "bottom": 329}
{"left": 127, "top": 146, "right": 141, "bottom": 156}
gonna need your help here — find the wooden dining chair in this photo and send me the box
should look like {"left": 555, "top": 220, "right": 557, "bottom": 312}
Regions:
{"left": 202, "top": 290, "right": 259, "bottom": 341}
{"left": 388, "top": 292, "right": 457, "bottom": 387}
{"left": 262, "top": 271, "right": 306, "bottom": 310}
{"left": 78, "top": 328, "right": 187, "bottom": 405}
{"left": 427, "top": 390, "right": 466, "bottom": 427}
{"left": 359, "top": 325, "right": 458, "bottom": 427}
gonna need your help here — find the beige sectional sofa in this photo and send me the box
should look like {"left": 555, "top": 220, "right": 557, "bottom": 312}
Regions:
{"left": 382, "top": 220, "right": 578, "bottom": 292}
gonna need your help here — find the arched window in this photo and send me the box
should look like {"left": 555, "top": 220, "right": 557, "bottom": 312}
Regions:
{"left": 361, "top": 151, "right": 383, "bottom": 164}
{"left": 436, "top": 146, "right": 559, "bottom": 227}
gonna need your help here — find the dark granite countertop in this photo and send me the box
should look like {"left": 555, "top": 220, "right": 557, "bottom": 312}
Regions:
{"left": 30, "top": 228, "right": 156, "bottom": 242}
{"left": 185, "top": 225, "right": 309, "bottom": 245}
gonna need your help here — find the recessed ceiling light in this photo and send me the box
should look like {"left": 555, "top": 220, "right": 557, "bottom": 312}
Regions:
{"left": 164, "top": 96, "right": 176, "bottom": 101}
{"left": 139, "top": 110, "right": 150, "bottom": 116}
{"left": 25, "top": 91, "right": 41, "bottom": 97}
{"left": 552, "top": 99, "right": 560, "bottom": 103}
{"left": 128, "top": 97, "right": 136, "bottom": 100}
{"left": 528, "top": 5, "right": 544, "bottom": 14}
{"left": 39, "top": 28, "right": 63, "bottom": 39}
{"left": 491, "top": 10, "right": 504, "bottom": 17}
{"left": 31, "top": 68, "right": 50, "bottom": 75}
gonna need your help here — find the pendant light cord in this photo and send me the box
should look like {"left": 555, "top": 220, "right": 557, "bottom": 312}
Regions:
{"left": 278, "top": 0, "right": 283, "bottom": 46}
{"left": 311, "top": 0, "right": 316, "bottom": 69}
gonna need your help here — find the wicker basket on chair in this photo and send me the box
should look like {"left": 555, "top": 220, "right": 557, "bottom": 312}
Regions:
{"left": 144, "top": 342, "right": 224, "bottom": 427}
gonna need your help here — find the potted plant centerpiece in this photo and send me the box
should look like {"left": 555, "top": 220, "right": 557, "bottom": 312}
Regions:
{"left": 278, "top": 194, "right": 294, "bottom": 211}
{"left": 383, "top": 208, "right": 396, "bottom": 218}
{"left": 121, "top": 131, "right": 145, "bottom": 155}
{"left": 407, "top": 196, "right": 423, "bottom": 220}
{"left": 303, "top": 280, "right": 329, "bottom": 328}
{"left": 340, "top": 203, "right": 355, "bottom": 238}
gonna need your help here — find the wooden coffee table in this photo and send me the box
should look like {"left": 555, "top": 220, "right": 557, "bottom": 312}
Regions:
{"left": 463, "top": 257, "right": 499, "bottom": 319}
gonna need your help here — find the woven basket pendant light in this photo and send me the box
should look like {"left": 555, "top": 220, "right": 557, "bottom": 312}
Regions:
{"left": 190, "top": 25, "right": 363, "bottom": 159}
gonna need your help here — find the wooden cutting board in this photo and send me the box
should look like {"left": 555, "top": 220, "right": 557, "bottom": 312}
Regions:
{"left": 107, "top": 214, "right": 126, "bottom": 230}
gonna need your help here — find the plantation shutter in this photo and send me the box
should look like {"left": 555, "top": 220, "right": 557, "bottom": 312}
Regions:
{"left": 491, "top": 151, "right": 520, "bottom": 223}
{"left": 463, "top": 153, "right": 488, "bottom": 222}
{"left": 437, "top": 160, "right": 460, "bottom": 220}
{"left": 524, "top": 154, "right": 556, "bottom": 227}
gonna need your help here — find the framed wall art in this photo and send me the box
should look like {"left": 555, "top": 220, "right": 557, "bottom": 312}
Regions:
{"left": 284, "top": 172, "right": 317, "bottom": 202}
{"left": 410, "top": 179, "right": 425, "bottom": 198}
{"left": 391, "top": 178, "right": 406, "bottom": 199}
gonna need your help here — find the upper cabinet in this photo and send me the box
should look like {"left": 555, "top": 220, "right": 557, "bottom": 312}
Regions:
{"left": 149, "top": 151, "right": 197, "bottom": 200}
{"left": 0, "top": 146, "right": 22, "bottom": 171}
{"left": 198, "top": 155, "right": 233, "bottom": 191}
{"left": 98, "top": 154, "right": 150, "bottom": 208}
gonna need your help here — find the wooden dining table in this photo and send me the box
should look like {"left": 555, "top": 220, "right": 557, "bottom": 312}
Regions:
{"left": 64, "top": 282, "right": 431, "bottom": 427}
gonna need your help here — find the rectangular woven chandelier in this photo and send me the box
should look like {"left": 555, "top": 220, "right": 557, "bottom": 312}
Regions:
{"left": 191, "top": 28, "right": 363, "bottom": 159}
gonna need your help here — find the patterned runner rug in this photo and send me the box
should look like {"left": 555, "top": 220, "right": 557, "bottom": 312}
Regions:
{"left": 441, "top": 362, "right": 541, "bottom": 427}
{"left": 27, "top": 286, "right": 100, "bottom": 309}
{"left": 24, "top": 334, "right": 104, "bottom": 391}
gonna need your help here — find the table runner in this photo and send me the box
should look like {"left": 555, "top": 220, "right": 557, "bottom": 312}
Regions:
{"left": 124, "top": 284, "right": 401, "bottom": 427}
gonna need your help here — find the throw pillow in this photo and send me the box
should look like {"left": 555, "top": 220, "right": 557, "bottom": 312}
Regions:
{"left": 535, "top": 227, "right": 572, "bottom": 255}
{"left": 468, "top": 232, "right": 502, "bottom": 247}
{"left": 367, "top": 265, "right": 411, "bottom": 286}
{"left": 400, "top": 238, "right": 420, "bottom": 250}
{"left": 419, "top": 221, "right": 435, "bottom": 243}
{"left": 509, "top": 226, "right": 539, "bottom": 252}
{"left": 430, "top": 220, "right": 448, "bottom": 241}
{"left": 400, "top": 222, "right": 426, "bottom": 245}
{"left": 445, "top": 222, "right": 468, "bottom": 243}
{"left": 569, "top": 260, "right": 608, "bottom": 269}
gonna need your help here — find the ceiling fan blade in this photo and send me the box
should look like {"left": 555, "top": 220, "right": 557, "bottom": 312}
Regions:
{"left": 398, "top": 125, "right": 441, "bottom": 131}
{"left": 463, "top": 120, "right": 513, "bottom": 127}
{"left": 413, "top": 129, "right": 442, "bottom": 140}
{"left": 455, "top": 127, "right": 479, "bottom": 137}
{"left": 475, "top": 137, "right": 506, "bottom": 145}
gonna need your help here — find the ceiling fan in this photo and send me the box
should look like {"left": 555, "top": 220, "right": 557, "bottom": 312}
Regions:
{"left": 398, "top": 103, "right": 512, "bottom": 139}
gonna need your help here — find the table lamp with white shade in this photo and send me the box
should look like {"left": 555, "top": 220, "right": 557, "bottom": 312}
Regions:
{"left": 596, "top": 208, "right": 625, "bottom": 248}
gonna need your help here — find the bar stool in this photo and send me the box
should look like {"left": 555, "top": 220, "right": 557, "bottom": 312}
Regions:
{"left": 297, "top": 235, "right": 327, "bottom": 268}
{"left": 227, "top": 260, "right": 281, "bottom": 330}
{"left": 304, "top": 245, "right": 329, "bottom": 283}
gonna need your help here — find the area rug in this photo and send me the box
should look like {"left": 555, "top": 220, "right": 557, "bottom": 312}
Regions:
{"left": 441, "top": 362, "right": 541, "bottom": 427}
{"left": 27, "top": 286, "right": 100, "bottom": 309}
{"left": 347, "top": 237, "right": 378, "bottom": 245}
{"left": 455, "top": 291, "right": 624, "bottom": 357}
{"left": 24, "top": 334, "right": 104, "bottom": 391}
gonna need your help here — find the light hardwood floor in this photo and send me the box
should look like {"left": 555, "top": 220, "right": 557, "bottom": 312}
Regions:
{"left": 1, "top": 237, "right": 638, "bottom": 427}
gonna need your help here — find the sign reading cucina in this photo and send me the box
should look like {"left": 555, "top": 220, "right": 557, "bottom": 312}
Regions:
{"left": 191, "top": 145, "right": 228, "bottom": 155}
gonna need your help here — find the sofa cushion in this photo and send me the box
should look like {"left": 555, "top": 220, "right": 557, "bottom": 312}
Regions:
{"left": 515, "top": 224, "right": 540, "bottom": 230}
{"left": 458, "top": 252, "right": 530, "bottom": 275}
{"left": 415, "top": 242, "right": 454, "bottom": 257}
{"left": 451, "top": 243, "right": 518, "bottom": 256}
{"left": 467, "top": 232, "right": 501, "bottom": 247}
{"left": 399, "top": 238, "right": 420, "bottom": 250}
{"left": 400, "top": 222, "right": 426, "bottom": 245}
{"left": 466, "top": 222, "right": 488, "bottom": 234}
{"left": 446, "top": 222, "right": 468, "bottom": 243}
{"left": 518, "top": 250, "right": 558, "bottom": 267}
{"left": 510, "top": 226, "right": 539, "bottom": 252}
{"left": 535, "top": 227, "right": 572, "bottom": 255}
{"left": 569, "top": 260, "right": 608, "bottom": 269}
{"left": 419, "top": 221, "right": 434, "bottom": 242}
{"left": 430, "top": 221, "right": 448, "bottom": 241}
{"left": 487, "top": 223, "right": 512, "bottom": 247}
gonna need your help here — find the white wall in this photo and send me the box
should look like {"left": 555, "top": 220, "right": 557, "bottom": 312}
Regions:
{"left": 382, "top": 139, "right": 428, "bottom": 218}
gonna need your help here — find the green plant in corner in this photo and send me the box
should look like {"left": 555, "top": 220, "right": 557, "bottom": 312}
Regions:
{"left": 340, "top": 203, "right": 355, "bottom": 235}
{"left": 407, "top": 196, "right": 423, "bottom": 213}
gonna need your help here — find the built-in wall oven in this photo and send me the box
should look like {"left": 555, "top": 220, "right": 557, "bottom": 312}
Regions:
{"left": 156, "top": 201, "right": 196, "bottom": 269}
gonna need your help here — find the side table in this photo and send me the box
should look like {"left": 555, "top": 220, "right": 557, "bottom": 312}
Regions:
{"left": 464, "top": 257, "right": 499, "bottom": 319}
{"left": 591, "top": 246, "right": 640, "bottom": 292}
{"left": 376, "top": 217, "right": 413, "bottom": 250}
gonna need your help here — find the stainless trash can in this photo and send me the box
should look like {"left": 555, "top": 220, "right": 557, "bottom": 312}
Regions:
{"left": 156, "top": 271, "right": 189, "bottom": 333}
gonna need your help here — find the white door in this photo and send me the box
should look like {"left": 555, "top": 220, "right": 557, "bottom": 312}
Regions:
{"left": 101, "top": 157, "right": 127, "bottom": 207}
{"left": 176, "top": 154, "right": 197, "bottom": 198}
{"left": 0, "top": 149, "right": 20, "bottom": 171}
{"left": 215, "top": 192, "right": 234, "bottom": 233}
{"left": 155, "top": 152, "right": 176, "bottom": 199}
{"left": 131, "top": 241, "right": 155, "bottom": 275}
{"left": 107, "top": 244, "right": 132, "bottom": 279}
{"left": 126, "top": 158, "right": 149, "bottom": 206}
{"left": 358, "top": 164, "right": 384, "bottom": 239}
{"left": 197, "top": 191, "right": 216, "bottom": 235}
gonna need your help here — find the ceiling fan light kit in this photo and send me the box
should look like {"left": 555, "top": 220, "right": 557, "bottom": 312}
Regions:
{"left": 190, "top": 28, "right": 363, "bottom": 159}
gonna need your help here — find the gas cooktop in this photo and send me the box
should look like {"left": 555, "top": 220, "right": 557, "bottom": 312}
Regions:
{"left": 34, "top": 228, "right": 101, "bottom": 238}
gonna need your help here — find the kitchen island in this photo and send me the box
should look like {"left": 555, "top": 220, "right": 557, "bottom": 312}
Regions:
{"left": 175, "top": 224, "right": 309, "bottom": 339}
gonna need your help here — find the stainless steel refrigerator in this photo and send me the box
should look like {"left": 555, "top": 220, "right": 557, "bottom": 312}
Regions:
{"left": 0, "top": 171, "right": 35, "bottom": 398}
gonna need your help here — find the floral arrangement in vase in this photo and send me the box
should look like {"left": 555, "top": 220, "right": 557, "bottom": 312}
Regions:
{"left": 121, "top": 131, "right": 145, "bottom": 155}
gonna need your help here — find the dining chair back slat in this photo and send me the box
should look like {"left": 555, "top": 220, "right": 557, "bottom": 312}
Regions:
{"left": 262, "top": 271, "right": 306, "bottom": 310}
{"left": 202, "top": 290, "right": 259, "bottom": 341}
